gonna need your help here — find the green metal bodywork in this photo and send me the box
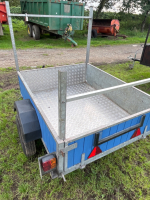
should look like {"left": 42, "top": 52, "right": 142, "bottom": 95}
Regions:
{"left": 20, "top": 0, "right": 84, "bottom": 34}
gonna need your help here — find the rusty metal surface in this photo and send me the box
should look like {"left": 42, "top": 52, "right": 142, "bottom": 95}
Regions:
{"left": 92, "top": 19, "right": 120, "bottom": 37}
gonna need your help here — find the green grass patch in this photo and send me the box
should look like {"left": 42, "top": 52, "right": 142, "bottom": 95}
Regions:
{"left": 99, "top": 62, "right": 150, "bottom": 94}
{"left": 0, "top": 19, "right": 150, "bottom": 50}
{"left": 1, "top": 63, "right": 150, "bottom": 199}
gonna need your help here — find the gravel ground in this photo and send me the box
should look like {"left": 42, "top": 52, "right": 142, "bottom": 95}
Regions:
{"left": 0, "top": 44, "right": 143, "bottom": 68}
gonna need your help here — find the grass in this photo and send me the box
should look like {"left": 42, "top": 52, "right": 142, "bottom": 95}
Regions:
{"left": 99, "top": 62, "right": 150, "bottom": 93}
{"left": 0, "top": 19, "right": 150, "bottom": 50}
{"left": 1, "top": 62, "right": 150, "bottom": 199}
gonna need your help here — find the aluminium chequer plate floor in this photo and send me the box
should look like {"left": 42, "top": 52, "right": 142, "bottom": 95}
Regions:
{"left": 33, "top": 83, "right": 129, "bottom": 139}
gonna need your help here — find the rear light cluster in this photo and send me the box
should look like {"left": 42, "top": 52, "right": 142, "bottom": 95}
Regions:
{"left": 41, "top": 154, "right": 56, "bottom": 172}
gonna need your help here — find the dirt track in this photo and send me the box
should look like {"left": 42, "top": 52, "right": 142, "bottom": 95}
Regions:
{"left": 0, "top": 44, "right": 143, "bottom": 68}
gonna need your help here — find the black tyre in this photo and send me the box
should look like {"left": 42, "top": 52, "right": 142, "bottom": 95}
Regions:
{"left": 55, "top": 34, "right": 62, "bottom": 39}
{"left": 16, "top": 116, "right": 36, "bottom": 157}
{"left": 27, "top": 23, "right": 33, "bottom": 37}
{"left": 92, "top": 29, "right": 97, "bottom": 38}
{"left": 32, "top": 25, "right": 40, "bottom": 40}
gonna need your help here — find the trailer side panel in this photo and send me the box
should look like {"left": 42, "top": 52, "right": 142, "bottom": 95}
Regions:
{"left": 18, "top": 76, "right": 56, "bottom": 153}
{"left": 67, "top": 113, "right": 150, "bottom": 168}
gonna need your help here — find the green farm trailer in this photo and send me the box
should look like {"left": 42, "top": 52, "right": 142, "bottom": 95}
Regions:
{"left": 20, "top": 0, "right": 84, "bottom": 46}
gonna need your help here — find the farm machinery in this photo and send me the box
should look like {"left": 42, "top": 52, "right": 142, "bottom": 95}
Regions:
{"left": 0, "top": 1, "right": 7, "bottom": 35}
{"left": 20, "top": 0, "right": 85, "bottom": 46}
{"left": 91, "top": 18, "right": 127, "bottom": 39}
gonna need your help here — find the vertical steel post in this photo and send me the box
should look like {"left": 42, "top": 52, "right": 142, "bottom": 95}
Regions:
{"left": 56, "top": 143, "right": 64, "bottom": 175}
{"left": 5, "top": 1, "right": 19, "bottom": 71}
{"left": 85, "top": 7, "right": 93, "bottom": 72}
{"left": 58, "top": 71, "right": 67, "bottom": 140}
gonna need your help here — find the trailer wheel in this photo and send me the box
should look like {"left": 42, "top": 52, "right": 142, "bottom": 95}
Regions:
{"left": 55, "top": 34, "right": 62, "bottom": 39}
{"left": 27, "top": 24, "right": 33, "bottom": 37}
{"left": 16, "top": 116, "right": 36, "bottom": 157}
{"left": 92, "top": 29, "right": 97, "bottom": 38}
{"left": 32, "top": 25, "right": 40, "bottom": 40}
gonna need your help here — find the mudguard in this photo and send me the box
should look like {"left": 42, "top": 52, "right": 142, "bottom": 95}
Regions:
{"left": 14, "top": 99, "right": 42, "bottom": 143}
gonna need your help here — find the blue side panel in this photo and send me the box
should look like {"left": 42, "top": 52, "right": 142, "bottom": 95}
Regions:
{"left": 140, "top": 113, "right": 150, "bottom": 133}
{"left": 106, "top": 125, "right": 118, "bottom": 150}
{"left": 120, "top": 119, "right": 132, "bottom": 143}
{"left": 145, "top": 115, "right": 150, "bottom": 131}
{"left": 68, "top": 142, "right": 75, "bottom": 168}
{"left": 126, "top": 117, "right": 141, "bottom": 140}
{"left": 99, "top": 128, "right": 110, "bottom": 152}
{"left": 18, "top": 76, "right": 56, "bottom": 153}
{"left": 112, "top": 122, "right": 125, "bottom": 147}
{"left": 83, "top": 134, "right": 94, "bottom": 160}
{"left": 67, "top": 112, "right": 150, "bottom": 168}
{"left": 74, "top": 138, "right": 85, "bottom": 165}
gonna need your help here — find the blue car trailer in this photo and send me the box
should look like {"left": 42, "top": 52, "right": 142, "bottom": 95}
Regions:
{"left": 5, "top": 1, "right": 150, "bottom": 181}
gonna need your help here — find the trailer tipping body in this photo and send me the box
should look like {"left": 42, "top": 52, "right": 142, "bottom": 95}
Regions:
{"left": 20, "top": 0, "right": 84, "bottom": 45}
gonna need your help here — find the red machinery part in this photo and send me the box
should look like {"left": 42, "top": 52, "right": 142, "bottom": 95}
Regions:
{"left": 92, "top": 19, "right": 120, "bottom": 37}
{"left": 0, "top": 2, "right": 7, "bottom": 24}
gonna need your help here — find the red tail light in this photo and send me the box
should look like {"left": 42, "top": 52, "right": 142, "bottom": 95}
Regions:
{"left": 88, "top": 146, "right": 102, "bottom": 159}
{"left": 131, "top": 128, "right": 141, "bottom": 139}
{"left": 41, "top": 155, "right": 56, "bottom": 172}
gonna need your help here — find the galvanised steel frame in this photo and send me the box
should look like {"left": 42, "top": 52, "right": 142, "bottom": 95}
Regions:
{"left": 5, "top": 1, "right": 94, "bottom": 179}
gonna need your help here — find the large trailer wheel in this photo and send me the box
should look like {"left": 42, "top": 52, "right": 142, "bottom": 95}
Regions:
{"left": 32, "top": 25, "right": 40, "bottom": 40}
{"left": 92, "top": 29, "right": 97, "bottom": 38}
{"left": 27, "top": 23, "right": 33, "bottom": 37}
{"left": 16, "top": 116, "right": 36, "bottom": 157}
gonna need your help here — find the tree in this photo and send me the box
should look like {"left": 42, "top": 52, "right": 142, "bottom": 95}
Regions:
{"left": 96, "top": 0, "right": 109, "bottom": 18}
{"left": 139, "top": 0, "right": 150, "bottom": 32}
{"left": 7, "top": 0, "right": 20, "bottom": 7}
{"left": 81, "top": 0, "right": 120, "bottom": 18}
{"left": 122, "top": 0, "right": 139, "bottom": 14}
{"left": 96, "top": 0, "right": 120, "bottom": 18}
